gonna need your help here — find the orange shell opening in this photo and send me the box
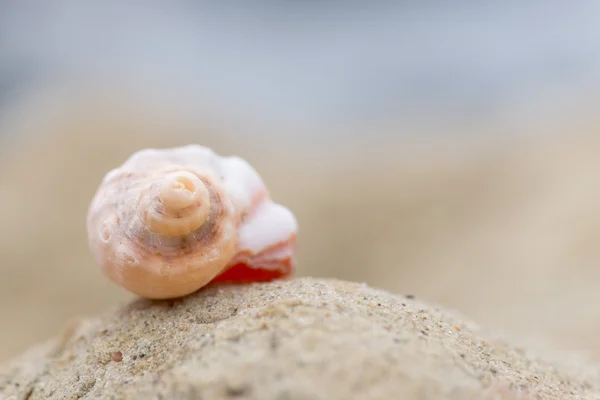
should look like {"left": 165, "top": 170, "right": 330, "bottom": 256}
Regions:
{"left": 211, "top": 262, "right": 292, "bottom": 283}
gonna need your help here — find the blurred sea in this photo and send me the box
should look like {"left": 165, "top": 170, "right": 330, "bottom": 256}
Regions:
{"left": 1, "top": 2, "right": 600, "bottom": 136}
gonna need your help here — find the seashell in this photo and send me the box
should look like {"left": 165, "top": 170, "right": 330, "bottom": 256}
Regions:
{"left": 86, "top": 145, "right": 298, "bottom": 299}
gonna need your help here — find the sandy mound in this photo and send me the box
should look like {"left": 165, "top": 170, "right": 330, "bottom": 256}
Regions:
{"left": 1, "top": 278, "right": 599, "bottom": 400}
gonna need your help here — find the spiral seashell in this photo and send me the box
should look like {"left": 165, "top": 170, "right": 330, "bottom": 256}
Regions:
{"left": 86, "top": 145, "right": 298, "bottom": 299}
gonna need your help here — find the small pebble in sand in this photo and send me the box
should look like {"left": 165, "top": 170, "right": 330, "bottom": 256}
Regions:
{"left": 111, "top": 351, "right": 123, "bottom": 362}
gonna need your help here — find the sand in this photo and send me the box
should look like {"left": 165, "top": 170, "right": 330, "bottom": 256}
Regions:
{"left": 4, "top": 86, "right": 600, "bottom": 400}
{"left": 5, "top": 90, "right": 600, "bottom": 363}
{"left": 1, "top": 278, "right": 599, "bottom": 400}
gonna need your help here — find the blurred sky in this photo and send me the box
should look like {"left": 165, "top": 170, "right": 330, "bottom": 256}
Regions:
{"left": 1, "top": 2, "right": 600, "bottom": 133}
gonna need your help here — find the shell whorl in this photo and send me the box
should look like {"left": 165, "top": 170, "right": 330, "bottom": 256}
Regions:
{"left": 137, "top": 170, "right": 211, "bottom": 237}
{"left": 87, "top": 145, "right": 298, "bottom": 300}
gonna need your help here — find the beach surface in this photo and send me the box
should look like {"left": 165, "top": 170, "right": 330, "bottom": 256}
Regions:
{"left": 2, "top": 277, "right": 599, "bottom": 400}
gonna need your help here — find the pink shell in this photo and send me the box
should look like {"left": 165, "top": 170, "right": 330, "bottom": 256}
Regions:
{"left": 86, "top": 145, "right": 298, "bottom": 299}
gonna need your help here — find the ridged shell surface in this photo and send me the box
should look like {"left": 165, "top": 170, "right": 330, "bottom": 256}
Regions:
{"left": 86, "top": 145, "right": 297, "bottom": 299}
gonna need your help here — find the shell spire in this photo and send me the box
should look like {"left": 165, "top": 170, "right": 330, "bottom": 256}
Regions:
{"left": 86, "top": 145, "right": 298, "bottom": 299}
{"left": 138, "top": 170, "right": 211, "bottom": 236}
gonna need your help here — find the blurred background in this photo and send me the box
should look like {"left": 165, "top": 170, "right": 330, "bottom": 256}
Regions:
{"left": 3, "top": 2, "right": 600, "bottom": 362}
